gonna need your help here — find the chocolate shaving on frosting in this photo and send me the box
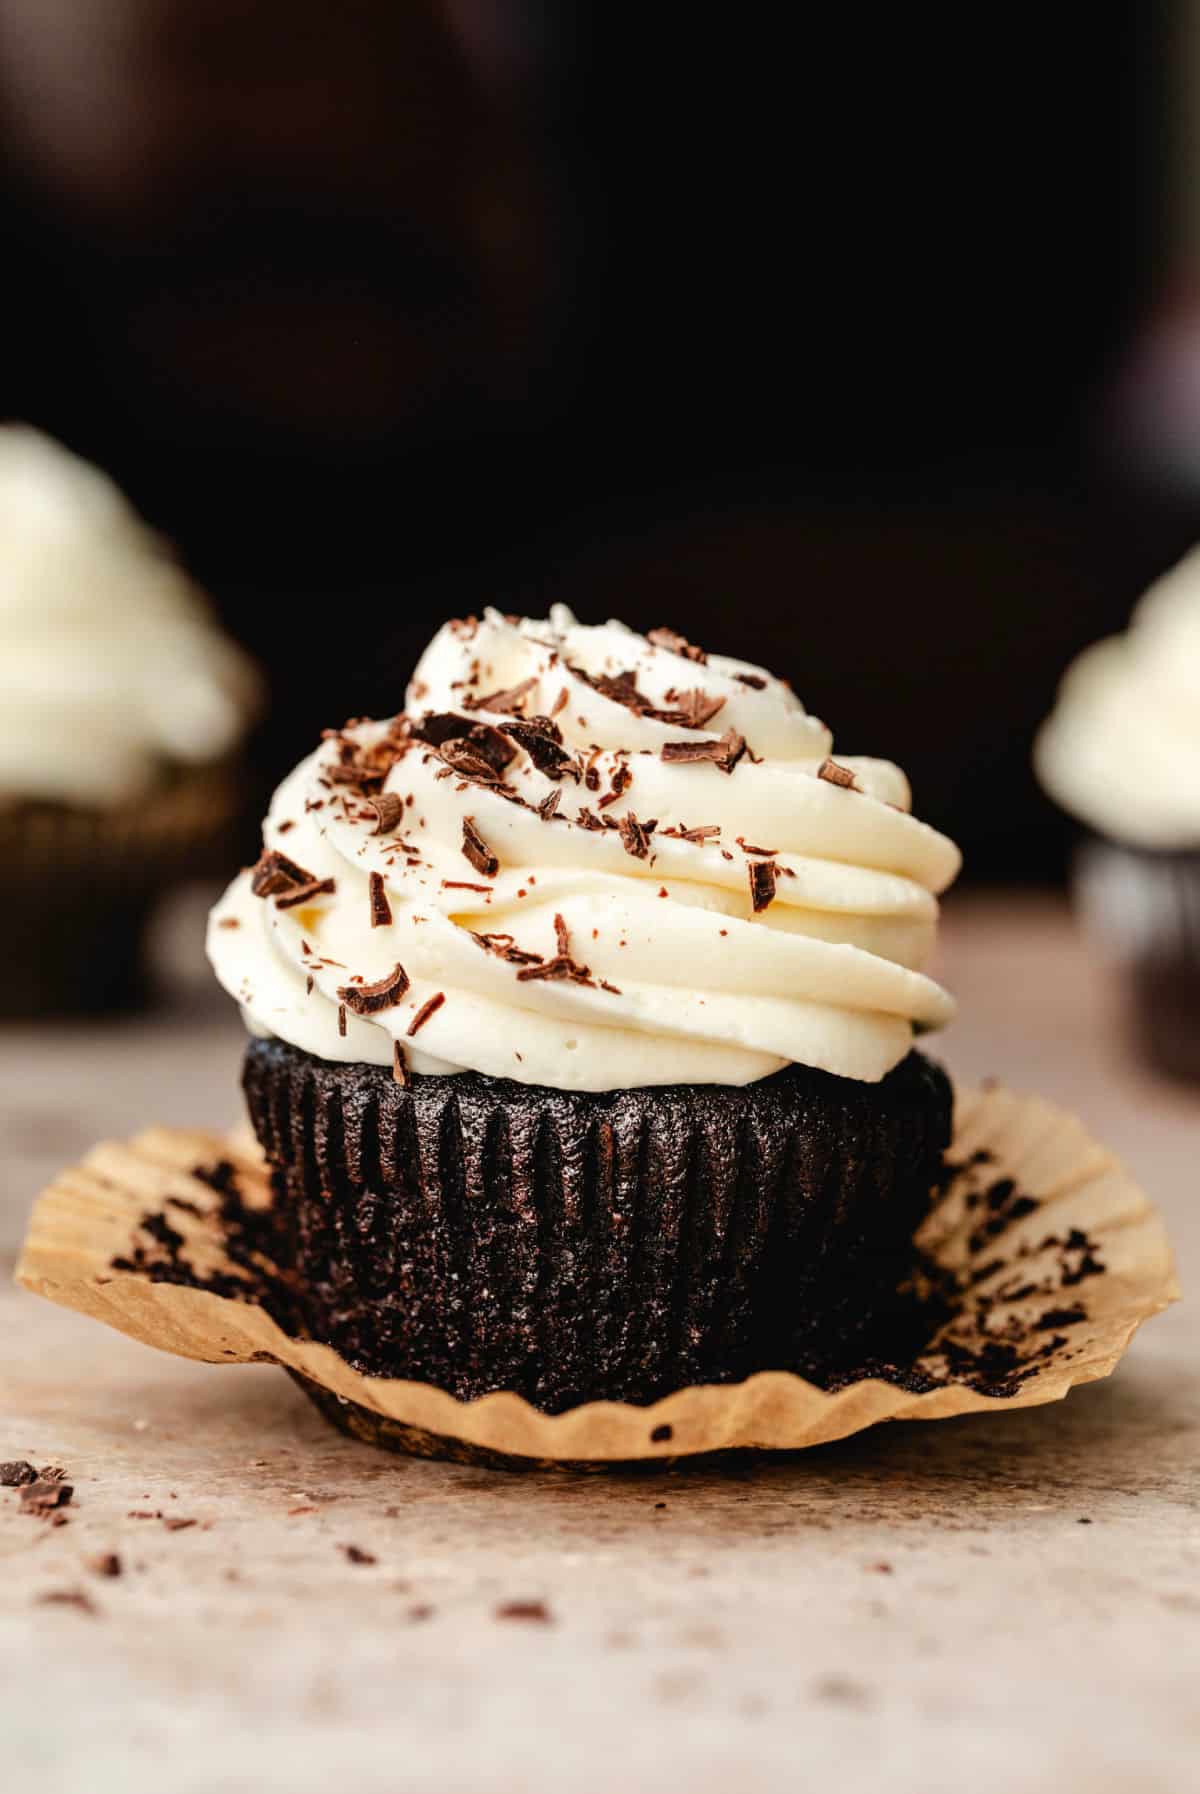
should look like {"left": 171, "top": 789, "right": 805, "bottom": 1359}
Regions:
{"left": 462, "top": 817, "right": 499, "bottom": 878}
{"left": 392, "top": 1041, "right": 411, "bottom": 1086}
{"left": 407, "top": 992, "right": 445, "bottom": 1036}
{"left": 748, "top": 859, "right": 777, "bottom": 913}
{"left": 648, "top": 625, "right": 708, "bottom": 664}
{"left": 464, "top": 677, "right": 537, "bottom": 715}
{"left": 274, "top": 877, "right": 336, "bottom": 910}
{"left": 470, "top": 930, "right": 545, "bottom": 967}
{"left": 618, "top": 813, "right": 651, "bottom": 859}
{"left": 817, "top": 757, "right": 859, "bottom": 791}
{"left": 337, "top": 963, "right": 410, "bottom": 1014}
{"left": 660, "top": 728, "right": 746, "bottom": 775}
{"left": 368, "top": 871, "right": 392, "bottom": 929}
{"left": 364, "top": 793, "right": 404, "bottom": 835}
{"left": 515, "top": 913, "right": 596, "bottom": 986}
{"left": 250, "top": 849, "right": 316, "bottom": 898}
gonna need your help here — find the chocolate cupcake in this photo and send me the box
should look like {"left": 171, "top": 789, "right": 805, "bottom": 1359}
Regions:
{"left": 1, "top": 427, "right": 261, "bottom": 1015}
{"left": 1035, "top": 547, "right": 1200, "bottom": 1082}
{"left": 209, "top": 607, "right": 961, "bottom": 1408}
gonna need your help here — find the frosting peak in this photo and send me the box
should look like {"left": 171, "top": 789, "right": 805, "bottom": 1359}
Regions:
{"left": 209, "top": 606, "right": 959, "bottom": 1087}
{"left": 1035, "top": 546, "right": 1200, "bottom": 848}
{"left": 0, "top": 426, "right": 261, "bottom": 809}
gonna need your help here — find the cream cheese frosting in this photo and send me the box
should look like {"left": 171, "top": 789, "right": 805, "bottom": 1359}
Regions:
{"left": 208, "top": 606, "right": 959, "bottom": 1088}
{"left": 1035, "top": 545, "right": 1200, "bottom": 848}
{"left": 0, "top": 425, "right": 261, "bottom": 808}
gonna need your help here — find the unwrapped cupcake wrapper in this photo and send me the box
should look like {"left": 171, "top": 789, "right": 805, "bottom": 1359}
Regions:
{"left": 2, "top": 765, "right": 241, "bottom": 1014}
{"left": 16, "top": 1084, "right": 1178, "bottom": 1465}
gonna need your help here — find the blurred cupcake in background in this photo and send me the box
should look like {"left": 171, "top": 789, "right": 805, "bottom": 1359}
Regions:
{"left": 1, "top": 425, "right": 261, "bottom": 1016}
{"left": 1035, "top": 547, "right": 1200, "bottom": 1082}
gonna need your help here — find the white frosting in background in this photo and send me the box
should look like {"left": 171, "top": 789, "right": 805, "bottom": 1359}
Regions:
{"left": 0, "top": 425, "right": 261, "bottom": 808}
{"left": 1035, "top": 545, "right": 1200, "bottom": 848}
{"left": 208, "top": 607, "right": 959, "bottom": 1088}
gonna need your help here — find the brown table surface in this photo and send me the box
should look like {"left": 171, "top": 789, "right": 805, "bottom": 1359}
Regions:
{"left": 2, "top": 889, "right": 1196, "bottom": 1794}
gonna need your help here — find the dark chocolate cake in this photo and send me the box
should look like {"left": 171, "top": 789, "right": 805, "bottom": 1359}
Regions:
{"left": 244, "top": 1037, "right": 952, "bottom": 1411}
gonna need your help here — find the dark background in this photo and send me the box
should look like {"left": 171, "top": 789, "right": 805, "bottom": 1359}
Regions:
{"left": 1, "top": 1, "right": 1195, "bottom": 879}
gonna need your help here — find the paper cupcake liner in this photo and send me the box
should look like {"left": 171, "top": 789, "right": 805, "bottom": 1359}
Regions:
{"left": 16, "top": 1085, "right": 1178, "bottom": 1465}
{"left": 1, "top": 765, "right": 241, "bottom": 1015}
{"left": 242, "top": 1039, "right": 951, "bottom": 1410}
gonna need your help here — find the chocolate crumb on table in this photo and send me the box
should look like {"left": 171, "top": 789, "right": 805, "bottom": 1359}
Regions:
{"left": 342, "top": 1544, "right": 377, "bottom": 1566}
{"left": 87, "top": 1553, "right": 122, "bottom": 1579}
{"left": 494, "top": 1599, "right": 553, "bottom": 1624}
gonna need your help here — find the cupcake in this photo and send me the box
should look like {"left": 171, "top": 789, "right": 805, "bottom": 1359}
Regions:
{"left": 1, "top": 426, "right": 261, "bottom": 1015}
{"left": 1035, "top": 547, "right": 1200, "bottom": 1082}
{"left": 208, "top": 607, "right": 960, "bottom": 1410}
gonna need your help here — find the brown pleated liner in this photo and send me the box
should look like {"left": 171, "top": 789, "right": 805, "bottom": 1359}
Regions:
{"left": 2, "top": 764, "right": 242, "bottom": 1015}
{"left": 242, "top": 1040, "right": 952, "bottom": 1411}
{"left": 15, "top": 1084, "right": 1179, "bottom": 1464}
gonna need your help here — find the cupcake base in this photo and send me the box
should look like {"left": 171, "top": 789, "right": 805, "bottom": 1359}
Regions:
{"left": 243, "top": 1038, "right": 952, "bottom": 1413}
{"left": 3, "top": 767, "right": 241, "bottom": 1019}
{"left": 1075, "top": 838, "right": 1200, "bottom": 1084}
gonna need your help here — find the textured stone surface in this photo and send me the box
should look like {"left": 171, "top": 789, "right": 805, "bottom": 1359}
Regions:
{"left": 1, "top": 886, "right": 1197, "bottom": 1794}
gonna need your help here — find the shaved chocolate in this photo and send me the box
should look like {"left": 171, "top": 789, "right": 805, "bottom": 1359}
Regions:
{"left": 680, "top": 824, "right": 720, "bottom": 842}
{"left": 465, "top": 676, "right": 537, "bottom": 715}
{"left": 37, "top": 1590, "right": 96, "bottom": 1614}
{"left": 342, "top": 1544, "right": 377, "bottom": 1565}
{"left": 368, "top": 872, "right": 392, "bottom": 929}
{"left": 537, "top": 788, "right": 562, "bottom": 821}
{"left": 515, "top": 913, "right": 594, "bottom": 986}
{"left": 462, "top": 817, "right": 499, "bottom": 878}
{"left": 20, "top": 1478, "right": 73, "bottom": 1516}
{"left": 662, "top": 687, "right": 726, "bottom": 730}
{"left": 661, "top": 728, "right": 746, "bottom": 774}
{"left": 411, "top": 713, "right": 516, "bottom": 774}
{"left": 338, "top": 1003, "right": 347, "bottom": 1037}
{"left": 502, "top": 717, "right": 577, "bottom": 780}
{"left": 470, "top": 931, "right": 544, "bottom": 966}
{"left": 338, "top": 964, "right": 410, "bottom": 1015}
{"left": 648, "top": 625, "right": 707, "bottom": 664}
{"left": 392, "top": 1041, "right": 411, "bottom": 1087}
{"left": 749, "top": 859, "right": 777, "bottom": 913}
{"left": 551, "top": 686, "right": 569, "bottom": 715}
{"left": 599, "top": 979, "right": 623, "bottom": 994}
{"left": 88, "top": 1553, "right": 122, "bottom": 1579}
{"left": 325, "top": 760, "right": 385, "bottom": 790}
{"left": 407, "top": 992, "right": 445, "bottom": 1037}
{"left": 441, "top": 880, "right": 494, "bottom": 894}
{"left": 1, "top": 1461, "right": 38, "bottom": 1487}
{"left": 596, "top": 762, "right": 632, "bottom": 809}
{"left": 618, "top": 813, "right": 651, "bottom": 859}
{"left": 273, "top": 878, "right": 336, "bottom": 910}
{"left": 738, "top": 838, "right": 777, "bottom": 857}
{"left": 250, "top": 849, "right": 317, "bottom": 898}
{"left": 734, "top": 671, "right": 767, "bottom": 689}
{"left": 364, "top": 793, "right": 405, "bottom": 835}
{"left": 569, "top": 662, "right": 724, "bottom": 732}
{"left": 218, "top": 917, "right": 240, "bottom": 930}
{"left": 817, "top": 757, "right": 859, "bottom": 791}
{"left": 575, "top": 806, "right": 605, "bottom": 831}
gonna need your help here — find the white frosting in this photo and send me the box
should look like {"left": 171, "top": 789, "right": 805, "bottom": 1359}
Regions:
{"left": 208, "top": 607, "right": 959, "bottom": 1088}
{"left": 1035, "top": 545, "right": 1200, "bottom": 848}
{"left": 0, "top": 426, "right": 260, "bottom": 808}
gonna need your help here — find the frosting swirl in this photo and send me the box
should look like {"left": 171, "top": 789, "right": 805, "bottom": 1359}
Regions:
{"left": 1035, "top": 546, "right": 1200, "bottom": 848}
{"left": 0, "top": 426, "right": 261, "bottom": 809}
{"left": 208, "top": 607, "right": 959, "bottom": 1087}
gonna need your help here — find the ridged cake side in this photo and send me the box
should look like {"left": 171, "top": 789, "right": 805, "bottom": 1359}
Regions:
{"left": 243, "top": 1040, "right": 951, "bottom": 1410}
